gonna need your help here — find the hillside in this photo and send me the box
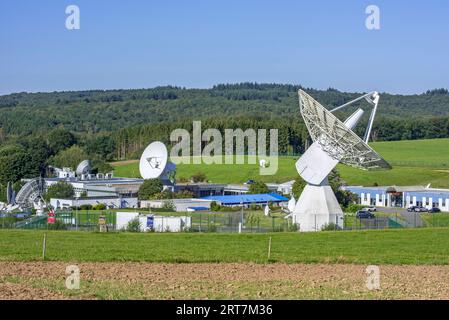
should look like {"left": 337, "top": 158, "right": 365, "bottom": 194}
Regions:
{"left": 1, "top": 84, "right": 449, "bottom": 136}
{"left": 112, "top": 138, "right": 449, "bottom": 188}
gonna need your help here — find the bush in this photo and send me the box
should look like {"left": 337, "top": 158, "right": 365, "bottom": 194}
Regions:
{"left": 190, "top": 172, "right": 207, "bottom": 183}
{"left": 92, "top": 203, "right": 106, "bottom": 210}
{"left": 346, "top": 203, "right": 365, "bottom": 213}
{"left": 79, "top": 204, "right": 92, "bottom": 210}
{"left": 161, "top": 200, "right": 175, "bottom": 210}
{"left": 47, "top": 220, "right": 68, "bottom": 230}
{"left": 210, "top": 201, "right": 221, "bottom": 211}
{"left": 248, "top": 181, "right": 269, "bottom": 194}
{"left": 126, "top": 218, "right": 141, "bottom": 232}
{"left": 321, "top": 222, "right": 340, "bottom": 231}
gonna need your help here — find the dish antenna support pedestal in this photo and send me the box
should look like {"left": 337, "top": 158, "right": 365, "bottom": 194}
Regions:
{"left": 293, "top": 90, "right": 390, "bottom": 231}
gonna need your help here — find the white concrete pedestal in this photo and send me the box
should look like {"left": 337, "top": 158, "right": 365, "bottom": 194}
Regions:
{"left": 292, "top": 179, "right": 343, "bottom": 232}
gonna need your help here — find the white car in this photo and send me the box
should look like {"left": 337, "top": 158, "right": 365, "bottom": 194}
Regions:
{"left": 364, "top": 206, "right": 377, "bottom": 212}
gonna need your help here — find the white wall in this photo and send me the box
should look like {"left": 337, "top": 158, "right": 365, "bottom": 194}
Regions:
{"left": 116, "top": 212, "right": 191, "bottom": 232}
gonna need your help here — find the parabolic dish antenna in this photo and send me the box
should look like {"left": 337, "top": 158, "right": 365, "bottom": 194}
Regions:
{"left": 292, "top": 89, "right": 391, "bottom": 232}
{"left": 299, "top": 90, "right": 391, "bottom": 171}
{"left": 139, "top": 141, "right": 175, "bottom": 181}
{"left": 76, "top": 160, "right": 92, "bottom": 176}
{"left": 15, "top": 177, "right": 46, "bottom": 210}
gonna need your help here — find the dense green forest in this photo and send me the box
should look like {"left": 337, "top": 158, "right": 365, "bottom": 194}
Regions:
{"left": 1, "top": 84, "right": 449, "bottom": 136}
{"left": 1, "top": 83, "right": 449, "bottom": 190}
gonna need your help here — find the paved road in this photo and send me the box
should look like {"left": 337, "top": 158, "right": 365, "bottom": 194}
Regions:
{"left": 374, "top": 207, "right": 424, "bottom": 227}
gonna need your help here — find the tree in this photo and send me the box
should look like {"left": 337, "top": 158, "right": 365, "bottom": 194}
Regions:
{"left": 84, "top": 135, "right": 116, "bottom": 161}
{"left": 138, "top": 179, "right": 163, "bottom": 200}
{"left": 0, "top": 144, "right": 30, "bottom": 184}
{"left": 47, "top": 128, "right": 76, "bottom": 154}
{"left": 50, "top": 145, "right": 88, "bottom": 170}
{"left": 21, "top": 137, "right": 53, "bottom": 177}
{"left": 44, "top": 181, "right": 74, "bottom": 201}
{"left": 248, "top": 181, "right": 269, "bottom": 194}
{"left": 292, "top": 176, "right": 307, "bottom": 199}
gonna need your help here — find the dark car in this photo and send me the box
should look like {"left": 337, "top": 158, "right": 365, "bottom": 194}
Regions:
{"left": 407, "top": 206, "right": 427, "bottom": 212}
{"left": 356, "top": 210, "right": 375, "bottom": 219}
{"left": 428, "top": 207, "right": 441, "bottom": 213}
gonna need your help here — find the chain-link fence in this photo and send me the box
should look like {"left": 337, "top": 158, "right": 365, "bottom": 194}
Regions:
{"left": 1, "top": 209, "right": 447, "bottom": 232}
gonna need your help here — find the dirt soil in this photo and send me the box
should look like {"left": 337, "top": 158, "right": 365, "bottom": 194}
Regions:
{"left": 0, "top": 262, "right": 448, "bottom": 299}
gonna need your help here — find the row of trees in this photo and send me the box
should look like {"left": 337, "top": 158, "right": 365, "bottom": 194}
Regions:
{"left": 114, "top": 115, "right": 449, "bottom": 160}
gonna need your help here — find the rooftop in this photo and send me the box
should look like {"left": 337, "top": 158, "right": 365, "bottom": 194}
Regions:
{"left": 202, "top": 193, "right": 288, "bottom": 205}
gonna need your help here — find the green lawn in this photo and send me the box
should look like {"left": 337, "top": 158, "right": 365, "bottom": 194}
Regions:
{"left": 421, "top": 212, "right": 449, "bottom": 227}
{"left": 111, "top": 138, "right": 449, "bottom": 187}
{"left": 2, "top": 228, "right": 449, "bottom": 264}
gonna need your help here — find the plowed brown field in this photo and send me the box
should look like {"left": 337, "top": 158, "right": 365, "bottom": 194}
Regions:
{"left": 1, "top": 262, "right": 448, "bottom": 299}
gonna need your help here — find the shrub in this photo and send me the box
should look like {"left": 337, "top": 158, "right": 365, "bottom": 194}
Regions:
{"left": 210, "top": 201, "right": 221, "bottom": 211}
{"left": 248, "top": 181, "right": 269, "bottom": 194}
{"left": 47, "top": 220, "right": 68, "bottom": 230}
{"left": 93, "top": 203, "right": 106, "bottom": 210}
{"left": 190, "top": 172, "right": 207, "bottom": 183}
{"left": 80, "top": 204, "right": 92, "bottom": 210}
{"left": 321, "top": 222, "right": 340, "bottom": 231}
{"left": 162, "top": 200, "right": 175, "bottom": 210}
{"left": 346, "top": 203, "right": 365, "bottom": 213}
{"left": 126, "top": 218, "right": 141, "bottom": 232}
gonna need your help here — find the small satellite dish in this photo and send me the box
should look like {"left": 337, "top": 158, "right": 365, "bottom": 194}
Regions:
{"left": 76, "top": 160, "right": 92, "bottom": 176}
{"left": 139, "top": 141, "right": 176, "bottom": 182}
{"left": 259, "top": 159, "right": 268, "bottom": 168}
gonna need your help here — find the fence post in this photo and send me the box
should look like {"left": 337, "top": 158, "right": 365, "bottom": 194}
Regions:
{"left": 267, "top": 236, "right": 272, "bottom": 261}
{"left": 42, "top": 233, "right": 47, "bottom": 261}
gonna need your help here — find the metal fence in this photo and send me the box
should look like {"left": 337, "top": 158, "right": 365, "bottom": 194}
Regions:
{"left": 190, "top": 211, "right": 295, "bottom": 233}
{"left": 0, "top": 209, "right": 446, "bottom": 232}
{"left": 0, "top": 210, "right": 116, "bottom": 231}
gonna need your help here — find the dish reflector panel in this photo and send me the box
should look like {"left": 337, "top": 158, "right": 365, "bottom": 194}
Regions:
{"left": 139, "top": 141, "right": 169, "bottom": 179}
{"left": 298, "top": 90, "right": 391, "bottom": 170}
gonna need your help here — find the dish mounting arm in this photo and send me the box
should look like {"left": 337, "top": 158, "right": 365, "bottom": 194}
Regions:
{"left": 329, "top": 91, "right": 380, "bottom": 144}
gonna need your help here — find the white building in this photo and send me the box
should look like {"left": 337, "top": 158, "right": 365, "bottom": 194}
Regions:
{"left": 50, "top": 196, "right": 138, "bottom": 210}
{"left": 141, "top": 198, "right": 213, "bottom": 212}
{"left": 116, "top": 211, "right": 191, "bottom": 232}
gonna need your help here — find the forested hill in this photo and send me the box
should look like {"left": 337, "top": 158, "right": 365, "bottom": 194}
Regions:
{"left": 1, "top": 83, "right": 449, "bottom": 136}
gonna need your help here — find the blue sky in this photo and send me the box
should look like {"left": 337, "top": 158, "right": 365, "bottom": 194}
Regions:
{"left": 1, "top": 0, "right": 448, "bottom": 95}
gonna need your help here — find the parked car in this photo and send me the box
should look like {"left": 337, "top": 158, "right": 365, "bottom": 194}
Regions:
{"left": 415, "top": 206, "right": 428, "bottom": 212}
{"left": 428, "top": 207, "right": 441, "bottom": 213}
{"left": 407, "top": 206, "right": 427, "bottom": 212}
{"left": 356, "top": 210, "right": 375, "bottom": 219}
{"left": 244, "top": 179, "right": 255, "bottom": 185}
{"left": 364, "top": 206, "right": 377, "bottom": 212}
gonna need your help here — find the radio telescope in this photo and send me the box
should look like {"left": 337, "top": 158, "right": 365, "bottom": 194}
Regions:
{"left": 15, "top": 177, "right": 47, "bottom": 214}
{"left": 293, "top": 89, "right": 391, "bottom": 231}
{"left": 139, "top": 141, "right": 176, "bottom": 184}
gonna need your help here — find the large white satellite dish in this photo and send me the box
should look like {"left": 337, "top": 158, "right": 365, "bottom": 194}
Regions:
{"left": 292, "top": 89, "right": 391, "bottom": 232}
{"left": 139, "top": 141, "right": 176, "bottom": 182}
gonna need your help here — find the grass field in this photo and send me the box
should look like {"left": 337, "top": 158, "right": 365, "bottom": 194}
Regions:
{"left": 2, "top": 228, "right": 449, "bottom": 299}
{"left": 2, "top": 228, "right": 449, "bottom": 264}
{"left": 111, "top": 138, "right": 449, "bottom": 187}
{"left": 421, "top": 212, "right": 449, "bottom": 227}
